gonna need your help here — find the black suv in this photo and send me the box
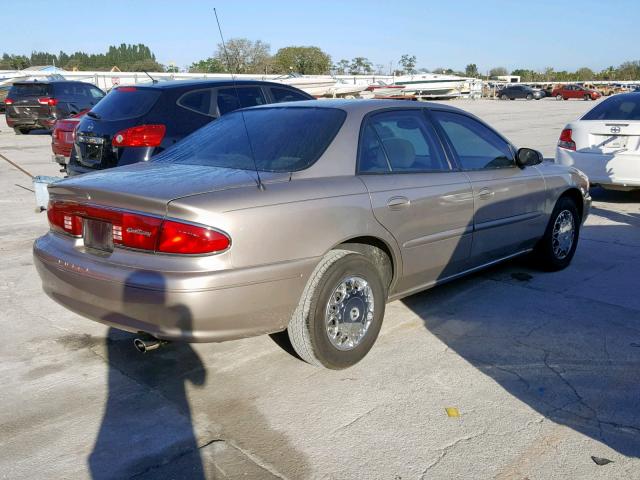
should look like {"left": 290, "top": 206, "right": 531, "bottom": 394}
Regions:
{"left": 68, "top": 79, "right": 314, "bottom": 176}
{"left": 5, "top": 80, "right": 105, "bottom": 134}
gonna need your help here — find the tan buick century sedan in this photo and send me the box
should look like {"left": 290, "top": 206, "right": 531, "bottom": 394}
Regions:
{"left": 34, "top": 100, "right": 591, "bottom": 369}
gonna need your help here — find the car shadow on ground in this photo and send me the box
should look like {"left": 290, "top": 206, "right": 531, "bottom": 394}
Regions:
{"left": 402, "top": 221, "right": 640, "bottom": 458}
{"left": 88, "top": 272, "right": 310, "bottom": 479}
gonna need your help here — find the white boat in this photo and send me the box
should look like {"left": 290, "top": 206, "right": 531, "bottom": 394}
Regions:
{"left": 273, "top": 74, "right": 337, "bottom": 97}
{"left": 393, "top": 73, "right": 467, "bottom": 99}
{"left": 364, "top": 81, "right": 407, "bottom": 98}
{"left": 326, "top": 79, "right": 369, "bottom": 98}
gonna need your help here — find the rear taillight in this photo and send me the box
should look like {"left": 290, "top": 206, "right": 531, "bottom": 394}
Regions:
{"left": 4, "top": 98, "right": 13, "bottom": 105}
{"left": 558, "top": 128, "right": 576, "bottom": 151}
{"left": 47, "top": 201, "right": 229, "bottom": 255}
{"left": 158, "top": 220, "right": 230, "bottom": 254}
{"left": 47, "top": 202, "right": 83, "bottom": 236}
{"left": 38, "top": 97, "right": 58, "bottom": 106}
{"left": 112, "top": 124, "right": 166, "bottom": 147}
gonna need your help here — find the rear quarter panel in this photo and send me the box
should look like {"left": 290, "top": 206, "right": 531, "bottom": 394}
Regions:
{"left": 167, "top": 176, "right": 402, "bottom": 273}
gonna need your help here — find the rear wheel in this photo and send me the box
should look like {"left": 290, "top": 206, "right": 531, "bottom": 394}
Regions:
{"left": 533, "top": 196, "right": 580, "bottom": 271}
{"left": 556, "top": 94, "right": 563, "bottom": 101}
{"left": 501, "top": 94, "right": 508, "bottom": 100}
{"left": 584, "top": 94, "right": 590, "bottom": 101}
{"left": 287, "top": 250, "right": 386, "bottom": 369}
{"left": 526, "top": 93, "right": 533, "bottom": 100}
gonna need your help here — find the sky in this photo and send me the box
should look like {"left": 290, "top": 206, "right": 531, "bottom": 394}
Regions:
{"left": 2, "top": 0, "right": 638, "bottom": 73}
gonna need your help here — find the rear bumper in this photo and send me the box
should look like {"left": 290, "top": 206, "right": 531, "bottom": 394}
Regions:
{"left": 6, "top": 115, "right": 55, "bottom": 130}
{"left": 33, "top": 233, "right": 318, "bottom": 342}
{"left": 555, "top": 148, "right": 640, "bottom": 189}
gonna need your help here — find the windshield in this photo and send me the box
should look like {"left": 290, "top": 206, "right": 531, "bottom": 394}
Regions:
{"left": 153, "top": 107, "right": 346, "bottom": 172}
{"left": 582, "top": 94, "right": 640, "bottom": 121}
{"left": 90, "top": 87, "right": 160, "bottom": 120}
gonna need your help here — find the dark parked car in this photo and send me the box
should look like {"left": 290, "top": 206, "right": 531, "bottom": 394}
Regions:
{"left": 498, "top": 85, "right": 544, "bottom": 100}
{"left": 0, "top": 84, "right": 11, "bottom": 113}
{"left": 67, "top": 79, "right": 314, "bottom": 176}
{"left": 5, "top": 80, "right": 105, "bottom": 134}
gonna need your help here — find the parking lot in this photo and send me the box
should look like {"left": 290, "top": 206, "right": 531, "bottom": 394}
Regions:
{"left": 1, "top": 98, "right": 639, "bottom": 479}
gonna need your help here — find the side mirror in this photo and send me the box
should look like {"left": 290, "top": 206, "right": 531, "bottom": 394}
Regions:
{"left": 516, "top": 148, "right": 544, "bottom": 168}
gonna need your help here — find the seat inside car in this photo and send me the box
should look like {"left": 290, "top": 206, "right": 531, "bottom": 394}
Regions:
{"left": 381, "top": 137, "right": 416, "bottom": 171}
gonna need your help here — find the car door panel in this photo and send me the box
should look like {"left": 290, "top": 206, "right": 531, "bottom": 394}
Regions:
{"left": 431, "top": 110, "right": 547, "bottom": 265}
{"left": 362, "top": 173, "right": 474, "bottom": 293}
{"left": 357, "top": 109, "right": 474, "bottom": 295}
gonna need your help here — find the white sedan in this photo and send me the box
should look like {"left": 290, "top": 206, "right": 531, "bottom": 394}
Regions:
{"left": 555, "top": 93, "right": 640, "bottom": 191}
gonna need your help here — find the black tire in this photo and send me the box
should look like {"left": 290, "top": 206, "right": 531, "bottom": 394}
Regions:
{"left": 14, "top": 127, "right": 29, "bottom": 135}
{"left": 556, "top": 94, "right": 563, "bottom": 101}
{"left": 500, "top": 94, "right": 508, "bottom": 100}
{"left": 287, "top": 249, "right": 386, "bottom": 369}
{"left": 584, "top": 94, "right": 590, "bottom": 101}
{"left": 526, "top": 93, "right": 533, "bottom": 100}
{"left": 533, "top": 196, "right": 580, "bottom": 271}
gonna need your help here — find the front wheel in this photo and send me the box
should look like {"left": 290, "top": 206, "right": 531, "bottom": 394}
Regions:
{"left": 500, "top": 94, "right": 508, "bottom": 100}
{"left": 584, "top": 94, "right": 590, "bottom": 101}
{"left": 287, "top": 250, "right": 386, "bottom": 369}
{"left": 526, "top": 93, "right": 533, "bottom": 100}
{"left": 532, "top": 196, "right": 580, "bottom": 271}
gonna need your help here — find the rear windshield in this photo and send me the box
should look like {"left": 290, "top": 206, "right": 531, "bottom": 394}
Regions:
{"left": 153, "top": 107, "right": 346, "bottom": 172}
{"left": 89, "top": 87, "right": 161, "bottom": 120}
{"left": 582, "top": 94, "right": 640, "bottom": 121}
{"left": 9, "top": 83, "right": 51, "bottom": 97}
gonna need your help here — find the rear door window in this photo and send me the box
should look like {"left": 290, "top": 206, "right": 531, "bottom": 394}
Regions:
{"left": 216, "top": 86, "right": 266, "bottom": 116}
{"left": 358, "top": 110, "right": 449, "bottom": 173}
{"left": 89, "top": 87, "right": 161, "bottom": 120}
{"left": 178, "top": 89, "right": 214, "bottom": 116}
{"left": 270, "top": 87, "right": 310, "bottom": 103}
{"left": 582, "top": 95, "right": 640, "bottom": 121}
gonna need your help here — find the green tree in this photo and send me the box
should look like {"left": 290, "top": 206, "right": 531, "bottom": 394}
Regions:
{"left": 214, "top": 38, "right": 271, "bottom": 74}
{"left": 333, "top": 59, "right": 350, "bottom": 75}
{"left": 349, "top": 57, "right": 373, "bottom": 75}
{"left": 465, "top": 63, "right": 479, "bottom": 78}
{"left": 272, "top": 46, "right": 331, "bottom": 75}
{"left": 399, "top": 54, "right": 417, "bottom": 74}
{"left": 489, "top": 66, "right": 509, "bottom": 78}
{"left": 575, "top": 67, "right": 595, "bottom": 81}
{"left": 189, "top": 57, "right": 226, "bottom": 73}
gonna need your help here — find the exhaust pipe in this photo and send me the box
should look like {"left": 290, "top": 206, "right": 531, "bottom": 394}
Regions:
{"left": 133, "top": 337, "right": 168, "bottom": 353}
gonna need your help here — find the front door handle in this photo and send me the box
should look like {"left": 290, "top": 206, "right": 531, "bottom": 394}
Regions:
{"left": 477, "top": 188, "right": 495, "bottom": 199}
{"left": 386, "top": 196, "right": 410, "bottom": 209}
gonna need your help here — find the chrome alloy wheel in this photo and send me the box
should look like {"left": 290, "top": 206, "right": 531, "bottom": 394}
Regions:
{"left": 552, "top": 210, "right": 575, "bottom": 260}
{"left": 325, "top": 276, "right": 374, "bottom": 351}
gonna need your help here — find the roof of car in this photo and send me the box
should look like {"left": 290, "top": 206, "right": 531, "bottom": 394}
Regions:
{"left": 244, "top": 98, "right": 466, "bottom": 115}
{"left": 12, "top": 80, "right": 90, "bottom": 85}
{"left": 130, "top": 79, "right": 309, "bottom": 90}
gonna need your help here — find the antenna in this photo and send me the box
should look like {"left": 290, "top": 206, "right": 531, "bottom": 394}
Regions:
{"left": 142, "top": 70, "right": 157, "bottom": 84}
{"left": 214, "top": 7, "right": 264, "bottom": 191}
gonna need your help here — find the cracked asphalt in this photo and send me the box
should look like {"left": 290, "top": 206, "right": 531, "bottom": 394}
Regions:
{"left": 1, "top": 98, "right": 639, "bottom": 479}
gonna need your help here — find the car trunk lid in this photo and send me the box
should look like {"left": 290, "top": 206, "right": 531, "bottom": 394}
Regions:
{"left": 574, "top": 121, "right": 640, "bottom": 154}
{"left": 47, "top": 162, "right": 280, "bottom": 216}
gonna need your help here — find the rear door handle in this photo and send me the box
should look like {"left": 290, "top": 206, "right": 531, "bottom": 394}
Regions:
{"left": 477, "top": 188, "right": 495, "bottom": 199}
{"left": 386, "top": 196, "right": 410, "bottom": 209}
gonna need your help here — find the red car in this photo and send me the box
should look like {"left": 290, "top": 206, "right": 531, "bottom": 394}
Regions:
{"left": 551, "top": 84, "right": 601, "bottom": 101}
{"left": 51, "top": 111, "right": 87, "bottom": 173}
